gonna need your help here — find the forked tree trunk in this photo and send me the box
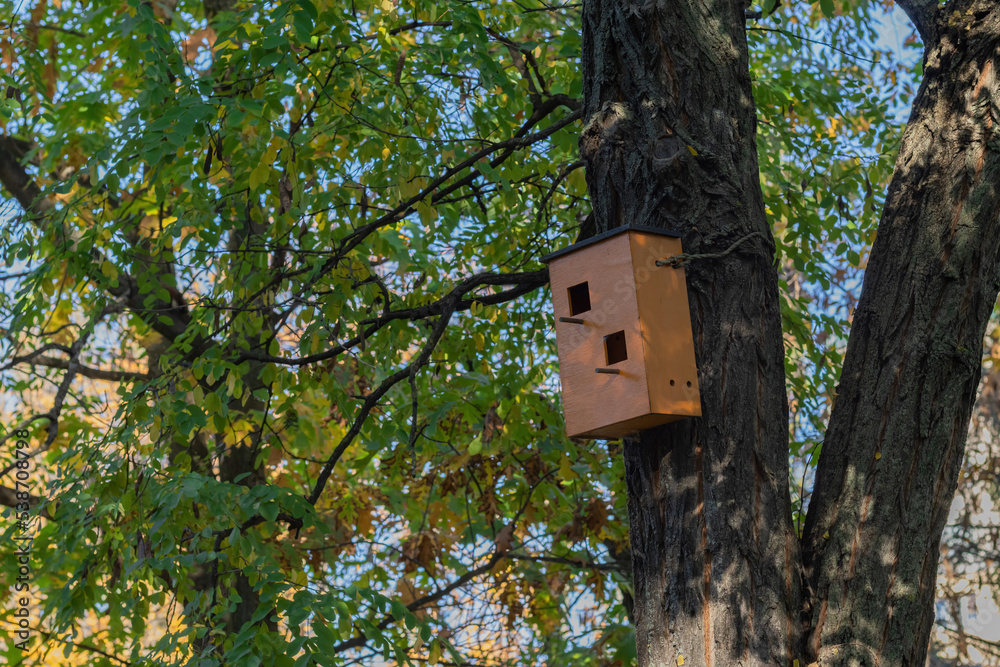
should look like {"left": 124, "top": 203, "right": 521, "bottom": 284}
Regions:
{"left": 579, "top": 0, "right": 1000, "bottom": 665}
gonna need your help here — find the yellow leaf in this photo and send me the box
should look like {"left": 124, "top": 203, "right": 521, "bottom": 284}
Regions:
{"left": 381, "top": 146, "right": 391, "bottom": 160}
{"left": 823, "top": 531, "right": 830, "bottom": 540}
{"left": 559, "top": 454, "right": 576, "bottom": 480}
{"left": 428, "top": 639, "right": 442, "bottom": 665}
{"left": 677, "top": 656, "right": 684, "bottom": 666}
{"left": 828, "top": 117, "right": 840, "bottom": 138}
{"left": 265, "top": 138, "right": 281, "bottom": 162}
{"left": 416, "top": 198, "right": 437, "bottom": 224}
{"left": 100, "top": 260, "right": 118, "bottom": 280}
{"left": 686, "top": 145, "right": 697, "bottom": 156}
{"left": 875, "top": 451, "right": 882, "bottom": 460}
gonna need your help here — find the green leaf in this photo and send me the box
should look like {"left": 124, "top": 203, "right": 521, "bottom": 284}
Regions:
{"left": 261, "top": 503, "right": 279, "bottom": 523}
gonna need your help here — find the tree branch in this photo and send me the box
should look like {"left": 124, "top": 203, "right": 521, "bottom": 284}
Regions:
{"left": 894, "top": 0, "right": 940, "bottom": 44}
{"left": 240, "top": 269, "right": 548, "bottom": 367}
{"left": 505, "top": 552, "right": 621, "bottom": 571}
{"left": 0, "top": 136, "right": 51, "bottom": 215}
{"left": 13, "top": 354, "right": 150, "bottom": 382}
{"left": 0, "top": 138, "right": 199, "bottom": 346}
{"left": 13, "top": 624, "right": 129, "bottom": 664}
{"left": 332, "top": 549, "right": 505, "bottom": 653}
{"left": 306, "top": 306, "right": 455, "bottom": 505}
{"left": 0, "top": 486, "right": 53, "bottom": 519}
{"left": 329, "top": 474, "right": 550, "bottom": 654}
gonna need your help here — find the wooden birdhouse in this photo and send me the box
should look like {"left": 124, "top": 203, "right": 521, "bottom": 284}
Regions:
{"left": 541, "top": 225, "right": 701, "bottom": 439}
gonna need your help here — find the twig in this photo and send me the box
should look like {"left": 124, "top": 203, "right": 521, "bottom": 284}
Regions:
{"left": 0, "top": 623, "right": 131, "bottom": 664}
{"left": 28, "top": 22, "right": 86, "bottom": 38}
{"left": 505, "top": 552, "right": 621, "bottom": 571}
{"left": 408, "top": 370, "right": 420, "bottom": 477}
{"left": 747, "top": 26, "right": 876, "bottom": 64}
{"left": 656, "top": 232, "right": 768, "bottom": 268}
{"left": 239, "top": 269, "right": 548, "bottom": 367}
{"left": 307, "top": 307, "right": 454, "bottom": 505}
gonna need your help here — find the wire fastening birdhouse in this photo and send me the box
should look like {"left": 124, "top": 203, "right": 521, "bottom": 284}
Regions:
{"left": 541, "top": 225, "right": 701, "bottom": 439}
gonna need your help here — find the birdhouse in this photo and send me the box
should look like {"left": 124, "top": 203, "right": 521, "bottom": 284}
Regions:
{"left": 541, "top": 225, "right": 701, "bottom": 439}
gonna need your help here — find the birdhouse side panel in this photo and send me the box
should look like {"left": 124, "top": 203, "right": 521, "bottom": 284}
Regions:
{"left": 548, "top": 234, "right": 651, "bottom": 438}
{"left": 629, "top": 232, "right": 702, "bottom": 418}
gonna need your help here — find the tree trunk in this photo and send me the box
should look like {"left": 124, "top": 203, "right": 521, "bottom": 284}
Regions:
{"left": 801, "top": 5, "right": 1000, "bottom": 665}
{"left": 580, "top": 0, "right": 801, "bottom": 664}
{"left": 581, "top": 0, "right": 1000, "bottom": 665}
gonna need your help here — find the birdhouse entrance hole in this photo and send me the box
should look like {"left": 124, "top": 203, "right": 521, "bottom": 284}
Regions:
{"left": 605, "top": 330, "right": 627, "bottom": 365}
{"left": 567, "top": 282, "right": 591, "bottom": 315}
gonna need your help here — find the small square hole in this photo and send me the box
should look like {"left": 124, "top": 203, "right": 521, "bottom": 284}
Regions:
{"left": 567, "top": 282, "right": 591, "bottom": 316}
{"left": 605, "top": 330, "right": 627, "bottom": 365}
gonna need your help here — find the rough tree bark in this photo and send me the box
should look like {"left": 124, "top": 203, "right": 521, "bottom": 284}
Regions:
{"left": 580, "top": 0, "right": 798, "bottom": 664}
{"left": 579, "top": 0, "right": 1000, "bottom": 665}
{"left": 801, "top": 3, "right": 1000, "bottom": 665}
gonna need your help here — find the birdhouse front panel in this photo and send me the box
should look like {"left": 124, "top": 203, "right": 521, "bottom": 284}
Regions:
{"left": 543, "top": 225, "right": 702, "bottom": 440}
{"left": 547, "top": 232, "right": 653, "bottom": 439}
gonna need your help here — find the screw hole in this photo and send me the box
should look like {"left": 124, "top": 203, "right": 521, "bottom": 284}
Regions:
{"left": 687, "top": 381, "right": 692, "bottom": 388}
{"left": 669, "top": 379, "right": 675, "bottom": 386}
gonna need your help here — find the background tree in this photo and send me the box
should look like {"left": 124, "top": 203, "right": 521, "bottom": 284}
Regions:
{"left": 0, "top": 0, "right": 998, "bottom": 665}
{"left": 931, "top": 334, "right": 1000, "bottom": 665}
{"left": 0, "top": 0, "right": 634, "bottom": 663}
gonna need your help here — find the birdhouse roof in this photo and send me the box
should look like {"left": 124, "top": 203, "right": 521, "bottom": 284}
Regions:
{"left": 539, "top": 224, "right": 682, "bottom": 264}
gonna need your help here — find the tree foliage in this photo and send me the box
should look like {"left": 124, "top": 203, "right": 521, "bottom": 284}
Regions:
{"left": 0, "top": 0, "right": 994, "bottom": 664}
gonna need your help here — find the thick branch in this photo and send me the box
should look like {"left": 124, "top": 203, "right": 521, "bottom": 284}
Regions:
{"left": 306, "top": 307, "right": 454, "bottom": 505}
{"left": 0, "top": 486, "right": 53, "bottom": 519}
{"left": 0, "top": 137, "right": 50, "bottom": 214}
{"left": 240, "top": 269, "right": 548, "bottom": 367}
{"left": 803, "top": 9, "right": 1000, "bottom": 663}
{"left": 0, "top": 138, "right": 198, "bottom": 346}
{"left": 895, "top": 0, "right": 940, "bottom": 43}
{"left": 9, "top": 354, "right": 150, "bottom": 382}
